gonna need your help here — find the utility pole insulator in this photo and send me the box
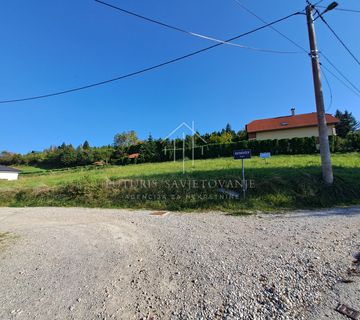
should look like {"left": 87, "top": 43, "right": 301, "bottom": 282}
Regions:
{"left": 306, "top": 4, "right": 334, "bottom": 185}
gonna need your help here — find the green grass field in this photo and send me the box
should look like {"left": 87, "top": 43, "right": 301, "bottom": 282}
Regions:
{"left": 0, "top": 153, "right": 359, "bottom": 212}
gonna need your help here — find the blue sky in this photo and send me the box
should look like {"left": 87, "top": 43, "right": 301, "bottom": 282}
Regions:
{"left": 1, "top": 0, "right": 359, "bottom": 153}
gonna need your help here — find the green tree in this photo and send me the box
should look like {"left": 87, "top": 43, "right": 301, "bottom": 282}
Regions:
{"left": 82, "top": 140, "right": 90, "bottom": 150}
{"left": 93, "top": 147, "right": 113, "bottom": 164}
{"left": 114, "top": 131, "right": 139, "bottom": 148}
{"left": 60, "top": 144, "right": 77, "bottom": 167}
{"left": 209, "top": 133, "right": 221, "bottom": 144}
{"left": 225, "top": 123, "right": 233, "bottom": 133}
{"left": 218, "top": 132, "right": 233, "bottom": 144}
{"left": 334, "top": 109, "right": 359, "bottom": 138}
{"left": 234, "top": 130, "right": 247, "bottom": 142}
{"left": 139, "top": 134, "right": 157, "bottom": 162}
{"left": 110, "top": 148, "right": 125, "bottom": 165}
{"left": 223, "top": 123, "right": 236, "bottom": 140}
{"left": 77, "top": 149, "right": 94, "bottom": 165}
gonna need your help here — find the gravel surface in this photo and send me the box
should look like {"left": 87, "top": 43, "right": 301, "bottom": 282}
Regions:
{"left": 0, "top": 207, "right": 359, "bottom": 320}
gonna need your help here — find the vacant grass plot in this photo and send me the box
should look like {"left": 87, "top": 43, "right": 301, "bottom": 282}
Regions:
{"left": 0, "top": 153, "right": 359, "bottom": 212}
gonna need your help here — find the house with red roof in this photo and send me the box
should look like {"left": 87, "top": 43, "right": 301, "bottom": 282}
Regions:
{"left": 246, "top": 108, "right": 339, "bottom": 141}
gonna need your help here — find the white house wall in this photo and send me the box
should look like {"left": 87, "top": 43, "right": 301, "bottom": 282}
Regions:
{"left": 0, "top": 172, "right": 19, "bottom": 181}
{"left": 253, "top": 125, "right": 336, "bottom": 141}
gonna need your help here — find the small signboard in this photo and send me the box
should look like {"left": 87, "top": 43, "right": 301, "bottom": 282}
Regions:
{"left": 233, "top": 149, "right": 252, "bottom": 160}
{"left": 260, "top": 152, "right": 271, "bottom": 159}
{"left": 233, "top": 149, "right": 251, "bottom": 199}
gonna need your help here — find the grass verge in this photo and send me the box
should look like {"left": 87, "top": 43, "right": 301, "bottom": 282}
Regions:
{"left": 0, "top": 154, "right": 359, "bottom": 213}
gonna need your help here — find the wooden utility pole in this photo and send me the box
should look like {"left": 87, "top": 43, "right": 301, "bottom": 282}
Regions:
{"left": 306, "top": 4, "right": 334, "bottom": 185}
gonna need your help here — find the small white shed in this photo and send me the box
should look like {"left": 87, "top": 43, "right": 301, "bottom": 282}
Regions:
{"left": 0, "top": 165, "right": 20, "bottom": 181}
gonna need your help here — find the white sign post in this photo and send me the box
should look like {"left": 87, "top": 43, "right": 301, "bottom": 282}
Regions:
{"left": 233, "top": 149, "right": 252, "bottom": 199}
{"left": 260, "top": 152, "right": 271, "bottom": 164}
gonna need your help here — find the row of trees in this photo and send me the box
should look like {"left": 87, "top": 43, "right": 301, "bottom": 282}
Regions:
{"left": 0, "top": 142, "right": 114, "bottom": 168}
{"left": 0, "top": 109, "right": 358, "bottom": 168}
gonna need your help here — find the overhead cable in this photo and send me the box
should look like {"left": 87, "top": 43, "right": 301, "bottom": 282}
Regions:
{"left": 0, "top": 10, "right": 301, "bottom": 104}
{"left": 95, "top": 0, "right": 301, "bottom": 54}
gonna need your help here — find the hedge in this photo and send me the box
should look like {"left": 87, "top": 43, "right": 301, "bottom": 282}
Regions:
{"left": 158, "top": 135, "right": 360, "bottom": 162}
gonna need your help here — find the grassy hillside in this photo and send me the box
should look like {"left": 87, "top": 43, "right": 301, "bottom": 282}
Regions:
{"left": 0, "top": 153, "right": 359, "bottom": 212}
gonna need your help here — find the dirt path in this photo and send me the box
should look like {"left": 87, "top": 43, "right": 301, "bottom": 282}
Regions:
{"left": 0, "top": 207, "right": 359, "bottom": 320}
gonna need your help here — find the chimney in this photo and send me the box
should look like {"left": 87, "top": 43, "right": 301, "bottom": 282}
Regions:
{"left": 291, "top": 107, "right": 296, "bottom": 116}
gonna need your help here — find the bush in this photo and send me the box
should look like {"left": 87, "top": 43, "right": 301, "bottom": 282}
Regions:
{"left": 346, "top": 132, "right": 360, "bottom": 151}
{"left": 1, "top": 132, "right": 358, "bottom": 170}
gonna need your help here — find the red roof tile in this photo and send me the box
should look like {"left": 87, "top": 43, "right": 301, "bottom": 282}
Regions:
{"left": 246, "top": 112, "right": 339, "bottom": 133}
{"left": 128, "top": 153, "right": 140, "bottom": 159}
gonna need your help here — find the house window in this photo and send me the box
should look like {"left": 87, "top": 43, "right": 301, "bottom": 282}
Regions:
{"left": 280, "top": 122, "right": 288, "bottom": 126}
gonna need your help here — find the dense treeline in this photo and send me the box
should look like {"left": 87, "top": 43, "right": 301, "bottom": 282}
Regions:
{"left": 1, "top": 110, "right": 359, "bottom": 169}
{"left": 1, "top": 132, "right": 359, "bottom": 169}
{"left": 0, "top": 125, "right": 245, "bottom": 168}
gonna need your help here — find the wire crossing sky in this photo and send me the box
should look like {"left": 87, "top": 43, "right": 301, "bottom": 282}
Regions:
{"left": 232, "top": 0, "right": 360, "bottom": 101}
{"left": 0, "top": 0, "right": 359, "bottom": 153}
{"left": 0, "top": 10, "right": 301, "bottom": 104}
{"left": 95, "top": 0, "right": 303, "bottom": 54}
{"left": 318, "top": 12, "right": 360, "bottom": 66}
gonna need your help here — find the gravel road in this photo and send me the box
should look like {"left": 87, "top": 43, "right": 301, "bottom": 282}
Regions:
{"left": 0, "top": 207, "right": 359, "bottom": 320}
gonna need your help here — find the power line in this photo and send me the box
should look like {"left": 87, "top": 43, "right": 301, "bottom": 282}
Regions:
{"left": 0, "top": 11, "right": 301, "bottom": 104}
{"left": 95, "top": 0, "right": 300, "bottom": 54}
{"left": 232, "top": 1, "right": 359, "bottom": 100}
{"left": 232, "top": 0, "right": 309, "bottom": 54}
{"left": 320, "top": 63, "right": 360, "bottom": 98}
{"left": 320, "top": 52, "right": 360, "bottom": 95}
{"left": 315, "top": 9, "right": 360, "bottom": 66}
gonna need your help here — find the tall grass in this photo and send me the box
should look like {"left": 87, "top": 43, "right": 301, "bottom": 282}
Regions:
{"left": 0, "top": 153, "right": 359, "bottom": 212}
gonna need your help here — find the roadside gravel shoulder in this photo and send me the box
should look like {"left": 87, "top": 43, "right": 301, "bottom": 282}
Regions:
{"left": 0, "top": 207, "right": 359, "bottom": 319}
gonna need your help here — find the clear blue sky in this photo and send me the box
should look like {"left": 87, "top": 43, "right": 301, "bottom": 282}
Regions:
{"left": 1, "top": 0, "right": 359, "bottom": 153}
